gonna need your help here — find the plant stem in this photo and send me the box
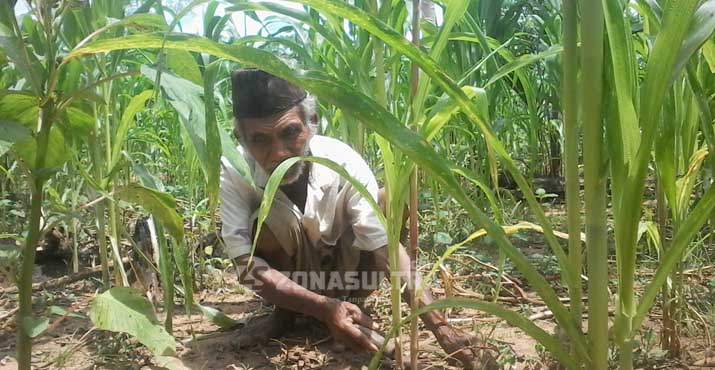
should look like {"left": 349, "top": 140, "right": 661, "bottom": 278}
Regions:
{"left": 657, "top": 180, "right": 672, "bottom": 350}
{"left": 102, "top": 80, "right": 128, "bottom": 286}
{"left": 562, "top": 0, "right": 582, "bottom": 362}
{"left": 409, "top": 0, "right": 420, "bottom": 368}
{"left": 17, "top": 102, "right": 53, "bottom": 370}
{"left": 580, "top": 0, "right": 608, "bottom": 369}
{"left": 368, "top": 0, "right": 402, "bottom": 366}
{"left": 88, "top": 83, "right": 110, "bottom": 286}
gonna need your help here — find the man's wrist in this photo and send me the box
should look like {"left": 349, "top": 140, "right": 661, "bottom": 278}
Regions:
{"left": 313, "top": 296, "right": 339, "bottom": 321}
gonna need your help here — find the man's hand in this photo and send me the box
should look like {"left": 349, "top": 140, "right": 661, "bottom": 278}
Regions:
{"left": 322, "top": 299, "right": 379, "bottom": 353}
{"left": 433, "top": 324, "right": 498, "bottom": 370}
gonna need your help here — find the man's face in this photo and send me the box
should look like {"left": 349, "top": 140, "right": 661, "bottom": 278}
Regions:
{"left": 237, "top": 106, "right": 311, "bottom": 185}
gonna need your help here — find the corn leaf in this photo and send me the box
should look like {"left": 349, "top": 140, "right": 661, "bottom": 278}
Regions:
{"left": 0, "top": 120, "right": 31, "bottom": 157}
{"left": 194, "top": 304, "right": 240, "bottom": 329}
{"left": 89, "top": 287, "right": 176, "bottom": 356}
{"left": 115, "top": 183, "right": 184, "bottom": 241}
{"left": 672, "top": 0, "right": 715, "bottom": 82}
{"left": 0, "top": 21, "right": 44, "bottom": 93}
{"left": 110, "top": 89, "right": 154, "bottom": 174}
{"left": 14, "top": 126, "right": 71, "bottom": 172}
{"left": 0, "top": 93, "right": 38, "bottom": 129}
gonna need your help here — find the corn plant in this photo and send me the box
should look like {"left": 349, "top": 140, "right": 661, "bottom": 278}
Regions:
{"left": 0, "top": 1, "right": 200, "bottom": 367}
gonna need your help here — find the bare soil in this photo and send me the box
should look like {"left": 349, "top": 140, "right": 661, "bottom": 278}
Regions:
{"left": 0, "top": 226, "right": 713, "bottom": 369}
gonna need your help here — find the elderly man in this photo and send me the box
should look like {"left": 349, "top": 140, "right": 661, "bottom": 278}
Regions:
{"left": 220, "top": 69, "right": 495, "bottom": 368}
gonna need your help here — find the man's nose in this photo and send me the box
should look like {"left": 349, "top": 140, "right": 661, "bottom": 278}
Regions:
{"left": 270, "top": 141, "right": 291, "bottom": 163}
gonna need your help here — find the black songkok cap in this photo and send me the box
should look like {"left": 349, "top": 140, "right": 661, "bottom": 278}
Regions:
{"left": 231, "top": 68, "right": 307, "bottom": 119}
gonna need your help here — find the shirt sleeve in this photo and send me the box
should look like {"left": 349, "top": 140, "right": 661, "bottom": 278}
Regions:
{"left": 219, "top": 157, "right": 257, "bottom": 259}
{"left": 345, "top": 154, "right": 389, "bottom": 251}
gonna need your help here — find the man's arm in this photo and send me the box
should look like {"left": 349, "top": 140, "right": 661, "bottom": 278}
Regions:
{"left": 234, "top": 254, "right": 379, "bottom": 352}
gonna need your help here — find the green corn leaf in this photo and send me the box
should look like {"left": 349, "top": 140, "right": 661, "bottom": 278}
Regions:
{"left": 703, "top": 39, "right": 715, "bottom": 72}
{"left": 638, "top": 0, "right": 700, "bottom": 152}
{"left": 194, "top": 304, "right": 240, "bottom": 329}
{"left": 614, "top": 1, "right": 702, "bottom": 344}
{"left": 0, "top": 92, "right": 39, "bottom": 129}
{"left": 115, "top": 183, "right": 184, "bottom": 242}
{"left": 114, "top": 13, "right": 169, "bottom": 33}
{"left": 21, "top": 315, "right": 48, "bottom": 339}
{"left": 141, "top": 65, "right": 211, "bottom": 184}
{"left": 14, "top": 126, "right": 71, "bottom": 172}
{"left": 110, "top": 89, "right": 154, "bottom": 174}
{"left": 0, "top": 22, "right": 44, "bottom": 93}
{"left": 654, "top": 120, "right": 678, "bottom": 217}
{"left": 603, "top": 0, "right": 640, "bottom": 170}
{"left": 63, "top": 106, "right": 95, "bottom": 140}
{"left": 89, "top": 287, "right": 176, "bottom": 356}
{"left": 166, "top": 49, "right": 202, "bottom": 86}
{"left": 412, "top": 0, "right": 471, "bottom": 120}
{"left": 235, "top": 36, "right": 316, "bottom": 68}
{"left": 672, "top": 0, "right": 715, "bottom": 82}
{"left": 484, "top": 44, "right": 563, "bottom": 88}
{"left": 421, "top": 86, "right": 483, "bottom": 141}
{"left": 0, "top": 120, "right": 31, "bottom": 157}
{"left": 203, "top": 60, "right": 222, "bottom": 214}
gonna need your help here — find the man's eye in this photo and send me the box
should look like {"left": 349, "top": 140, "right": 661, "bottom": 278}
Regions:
{"left": 281, "top": 126, "right": 300, "bottom": 139}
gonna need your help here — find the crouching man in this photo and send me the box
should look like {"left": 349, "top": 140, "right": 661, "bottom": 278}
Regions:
{"left": 220, "top": 68, "right": 496, "bottom": 369}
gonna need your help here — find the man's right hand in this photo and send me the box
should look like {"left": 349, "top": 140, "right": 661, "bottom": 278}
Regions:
{"left": 322, "top": 299, "right": 379, "bottom": 353}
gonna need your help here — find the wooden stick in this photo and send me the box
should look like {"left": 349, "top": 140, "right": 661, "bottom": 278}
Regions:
{"left": 694, "top": 357, "right": 715, "bottom": 367}
{"left": 0, "top": 257, "right": 129, "bottom": 295}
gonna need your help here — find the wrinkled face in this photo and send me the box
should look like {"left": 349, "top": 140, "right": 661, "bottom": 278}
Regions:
{"left": 236, "top": 106, "right": 311, "bottom": 185}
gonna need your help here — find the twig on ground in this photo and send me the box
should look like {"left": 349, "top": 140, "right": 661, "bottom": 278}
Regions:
{"left": 0, "top": 306, "right": 19, "bottom": 321}
{"left": 0, "top": 257, "right": 130, "bottom": 294}
{"left": 694, "top": 356, "right": 715, "bottom": 367}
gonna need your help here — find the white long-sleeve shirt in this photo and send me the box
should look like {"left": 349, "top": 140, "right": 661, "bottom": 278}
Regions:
{"left": 220, "top": 135, "right": 389, "bottom": 259}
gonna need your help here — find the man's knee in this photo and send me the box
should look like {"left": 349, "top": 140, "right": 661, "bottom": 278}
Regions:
{"left": 251, "top": 221, "right": 294, "bottom": 270}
